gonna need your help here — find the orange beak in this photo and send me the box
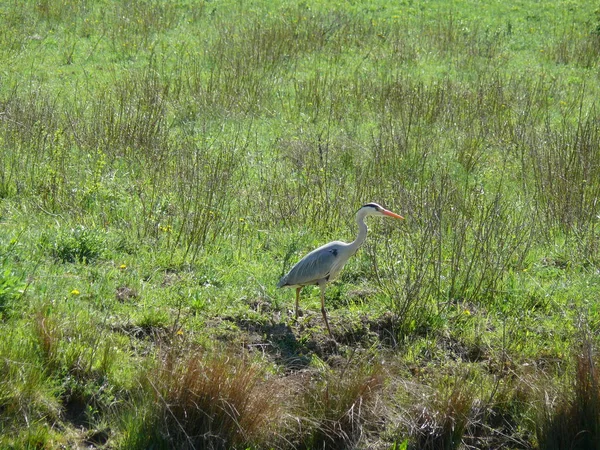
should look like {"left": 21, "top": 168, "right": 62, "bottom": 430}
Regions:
{"left": 383, "top": 209, "right": 404, "bottom": 220}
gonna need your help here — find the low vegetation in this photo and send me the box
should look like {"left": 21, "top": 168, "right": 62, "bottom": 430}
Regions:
{"left": 1, "top": 0, "right": 600, "bottom": 448}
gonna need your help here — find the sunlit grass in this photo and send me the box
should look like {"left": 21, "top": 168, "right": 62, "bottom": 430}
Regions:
{"left": 1, "top": 0, "right": 600, "bottom": 447}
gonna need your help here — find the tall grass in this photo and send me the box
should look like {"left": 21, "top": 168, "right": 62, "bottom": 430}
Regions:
{"left": 0, "top": 323, "right": 62, "bottom": 447}
{"left": 1, "top": 3, "right": 597, "bottom": 251}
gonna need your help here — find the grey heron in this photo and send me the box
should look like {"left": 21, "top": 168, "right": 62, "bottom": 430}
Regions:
{"left": 277, "top": 202, "right": 404, "bottom": 335}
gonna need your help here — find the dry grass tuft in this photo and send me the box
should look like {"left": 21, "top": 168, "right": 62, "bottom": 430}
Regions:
{"left": 143, "top": 345, "right": 286, "bottom": 450}
{"left": 292, "top": 362, "right": 386, "bottom": 449}
{"left": 33, "top": 309, "right": 62, "bottom": 371}
{"left": 536, "top": 339, "right": 600, "bottom": 450}
{"left": 407, "top": 381, "right": 474, "bottom": 450}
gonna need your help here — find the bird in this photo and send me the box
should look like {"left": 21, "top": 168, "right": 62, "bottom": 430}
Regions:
{"left": 277, "top": 202, "right": 404, "bottom": 335}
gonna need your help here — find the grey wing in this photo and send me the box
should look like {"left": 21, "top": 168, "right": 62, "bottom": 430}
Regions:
{"left": 278, "top": 242, "right": 342, "bottom": 287}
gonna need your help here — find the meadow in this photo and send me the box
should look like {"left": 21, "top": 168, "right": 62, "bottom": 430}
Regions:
{"left": 1, "top": 0, "right": 600, "bottom": 448}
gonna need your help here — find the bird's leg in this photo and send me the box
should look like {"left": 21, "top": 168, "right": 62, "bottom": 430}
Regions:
{"left": 295, "top": 287, "right": 302, "bottom": 320}
{"left": 319, "top": 283, "right": 332, "bottom": 336}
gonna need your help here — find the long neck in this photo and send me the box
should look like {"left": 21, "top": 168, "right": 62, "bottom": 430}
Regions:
{"left": 348, "top": 213, "right": 368, "bottom": 254}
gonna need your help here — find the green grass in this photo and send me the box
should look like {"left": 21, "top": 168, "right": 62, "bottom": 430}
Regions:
{"left": 1, "top": 0, "right": 600, "bottom": 448}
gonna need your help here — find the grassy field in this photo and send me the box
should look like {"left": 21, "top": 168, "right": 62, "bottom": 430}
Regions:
{"left": 2, "top": 0, "right": 600, "bottom": 448}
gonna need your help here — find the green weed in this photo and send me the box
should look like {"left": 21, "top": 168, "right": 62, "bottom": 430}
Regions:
{"left": 0, "top": 268, "right": 25, "bottom": 313}
{"left": 43, "top": 225, "right": 106, "bottom": 264}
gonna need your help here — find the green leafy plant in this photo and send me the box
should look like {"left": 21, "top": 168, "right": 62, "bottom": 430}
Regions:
{"left": 0, "top": 267, "right": 25, "bottom": 312}
{"left": 46, "top": 226, "right": 106, "bottom": 264}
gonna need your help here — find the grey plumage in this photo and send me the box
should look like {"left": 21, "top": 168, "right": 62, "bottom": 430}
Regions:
{"left": 277, "top": 202, "right": 404, "bottom": 335}
{"left": 277, "top": 241, "right": 346, "bottom": 289}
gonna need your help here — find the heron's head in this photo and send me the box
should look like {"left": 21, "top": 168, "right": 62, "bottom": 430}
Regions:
{"left": 358, "top": 202, "right": 404, "bottom": 220}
